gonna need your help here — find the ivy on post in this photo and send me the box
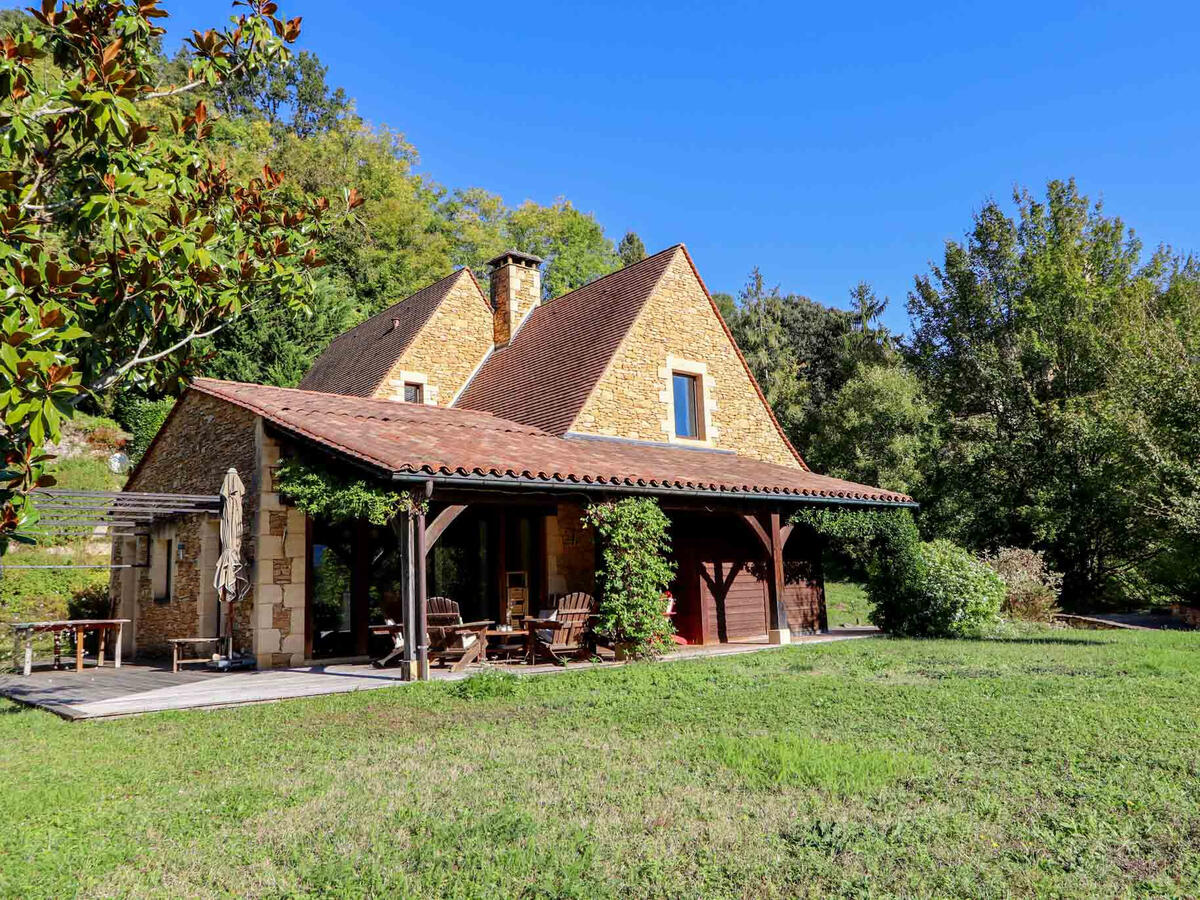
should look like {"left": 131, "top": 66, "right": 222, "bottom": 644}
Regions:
{"left": 583, "top": 496, "right": 676, "bottom": 659}
{"left": 275, "top": 455, "right": 429, "bottom": 678}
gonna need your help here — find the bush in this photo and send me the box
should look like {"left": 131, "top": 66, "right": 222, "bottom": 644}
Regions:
{"left": 115, "top": 397, "right": 176, "bottom": 462}
{"left": 983, "top": 547, "right": 1062, "bottom": 622}
{"left": 869, "top": 539, "right": 1004, "bottom": 638}
{"left": 583, "top": 497, "right": 676, "bottom": 658}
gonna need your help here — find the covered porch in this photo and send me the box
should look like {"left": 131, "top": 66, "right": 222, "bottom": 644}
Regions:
{"left": 303, "top": 492, "right": 838, "bottom": 674}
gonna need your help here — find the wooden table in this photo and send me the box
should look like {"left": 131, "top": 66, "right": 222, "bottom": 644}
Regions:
{"left": 483, "top": 626, "right": 531, "bottom": 662}
{"left": 10, "top": 619, "right": 130, "bottom": 676}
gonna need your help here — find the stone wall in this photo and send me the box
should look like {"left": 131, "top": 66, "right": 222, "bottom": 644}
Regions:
{"left": 127, "top": 390, "right": 258, "bottom": 496}
{"left": 132, "top": 516, "right": 204, "bottom": 655}
{"left": 571, "top": 249, "right": 800, "bottom": 468}
{"left": 250, "top": 424, "right": 307, "bottom": 668}
{"left": 114, "top": 390, "right": 260, "bottom": 658}
{"left": 544, "top": 502, "right": 595, "bottom": 597}
{"left": 376, "top": 272, "right": 493, "bottom": 405}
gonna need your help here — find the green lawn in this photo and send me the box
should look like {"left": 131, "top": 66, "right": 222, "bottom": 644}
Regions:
{"left": 825, "top": 580, "right": 872, "bottom": 627}
{"left": 2, "top": 630, "right": 1199, "bottom": 897}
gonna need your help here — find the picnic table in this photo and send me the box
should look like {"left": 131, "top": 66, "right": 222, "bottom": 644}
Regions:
{"left": 10, "top": 618, "right": 130, "bottom": 676}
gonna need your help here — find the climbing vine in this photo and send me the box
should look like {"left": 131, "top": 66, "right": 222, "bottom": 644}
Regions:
{"left": 275, "top": 457, "right": 427, "bottom": 525}
{"left": 584, "top": 497, "right": 676, "bottom": 658}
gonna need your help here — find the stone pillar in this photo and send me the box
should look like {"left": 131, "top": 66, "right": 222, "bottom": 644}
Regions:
{"left": 252, "top": 421, "right": 307, "bottom": 668}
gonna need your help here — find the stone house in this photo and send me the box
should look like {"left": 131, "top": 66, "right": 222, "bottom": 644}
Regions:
{"left": 111, "top": 245, "right": 912, "bottom": 668}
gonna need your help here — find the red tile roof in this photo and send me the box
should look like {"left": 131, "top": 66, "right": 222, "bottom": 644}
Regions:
{"left": 455, "top": 244, "right": 807, "bottom": 468}
{"left": 298, "top": 269, "right": 483, "bottom": 396}
{"left": 455, "top": 246, "right": 679, "bottom": 433}
{"left": 192, "top": 379, "right": 913, "bottom": 505}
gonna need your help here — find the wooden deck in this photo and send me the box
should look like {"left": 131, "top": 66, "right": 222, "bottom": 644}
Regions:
{"left": 0, "top": 629, "right": 878, "bottom": 720}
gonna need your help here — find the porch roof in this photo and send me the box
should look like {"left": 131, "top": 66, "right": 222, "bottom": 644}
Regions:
{"left": 192, "top": 378, "right": 915, "bottom": 506}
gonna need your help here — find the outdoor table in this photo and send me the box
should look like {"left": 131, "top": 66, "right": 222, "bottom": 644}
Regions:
{"left": 483, "top": 625, "right": 531, "bottom": 662}
{"left": 10, "top": 619, "right": 130, "bottom": 676}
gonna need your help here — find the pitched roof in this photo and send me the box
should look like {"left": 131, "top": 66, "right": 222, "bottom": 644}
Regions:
{"left": 298, "top": 268, "right": 483, "bottom": 396}
{"left": 454, "top": 245, "right": 680, "bottom": 433}
{"left": 192, "top": 379, "right": 914, "bottom": 505}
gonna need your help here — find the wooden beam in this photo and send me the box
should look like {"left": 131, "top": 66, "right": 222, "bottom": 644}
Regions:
{"left": 742, "top": 513, "right": 771, "bottom": 555}
{"left": 768, "top": 511, "right": 790, "bottom": 634}
{"left": 415, "top": 508, "right": 429, "bottom": 681}
{"left": 424, "top": 504, "right": 467, "bottom": 554}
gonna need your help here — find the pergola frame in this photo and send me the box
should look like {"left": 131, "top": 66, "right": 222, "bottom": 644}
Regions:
{"left": 3, "top": 490, "right": 222, "bottom": 572}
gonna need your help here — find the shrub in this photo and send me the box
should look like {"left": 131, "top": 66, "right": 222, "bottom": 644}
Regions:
{"left": 583, "top": 497, "right": 676, "bottom": 658}
{"left": 983, "top": 547, "right": 1062, "bottom": 622}
{"left": 869, "top": 539, "right": 1004, "bottom": 637}
{"left": 115, "top": 397, "right": 176, "bottom": 462}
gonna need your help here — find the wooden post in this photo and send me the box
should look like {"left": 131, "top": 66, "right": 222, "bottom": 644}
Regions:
{"left": 23, "top": 631, "right": 32, "bottom": 677}
{"left": 352, "top": 520, "right": 370, "bottom": 658}
{"left": 415, "top": 508, "right": 429, "bottom": 681}
{"left": 398, "top": 511, "right": 417, "bottom": 681}
{"left": 768, "top": 512, "right": 790, "bottom": 644}
{"left": 75, "top": 624, "right": 84, "bottom": 672}
{"left": 98, "top": 626, "right": 106, "bottom": 668}
{"left": 115, "top": 622, "right": 123, "bottom": 669}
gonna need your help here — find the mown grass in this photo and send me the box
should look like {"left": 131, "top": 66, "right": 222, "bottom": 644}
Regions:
{"left": 825, "top": 579, "right": 872, "bottom": 627}
{"left": 1, "top": 630, "right": 1199, "bottom": 897}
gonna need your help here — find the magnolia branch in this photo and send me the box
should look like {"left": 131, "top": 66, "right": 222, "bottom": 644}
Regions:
{"left": 88, "top": 322, "right": 225, "bottom": 393}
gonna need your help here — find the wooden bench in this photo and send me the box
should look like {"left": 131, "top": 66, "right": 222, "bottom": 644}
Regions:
{"left": 168, "top": 637, "right": 225, "bottom": 673}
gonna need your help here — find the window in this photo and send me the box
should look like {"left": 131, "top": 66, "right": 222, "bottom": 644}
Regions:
{"left": 672, "top": 372, "right": 702, "bottom": 439}
{"left": 403, "top": 382, "right": 423, "bottom": 404}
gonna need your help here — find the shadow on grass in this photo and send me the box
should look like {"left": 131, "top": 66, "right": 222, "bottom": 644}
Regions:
{"left": 976, "top": 636, "right": 1118, "bottom": 646}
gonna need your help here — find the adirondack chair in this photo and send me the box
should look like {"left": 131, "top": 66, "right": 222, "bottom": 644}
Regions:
{"left": 523, "top": 592, "right": 597, "bottom": 664}
{"left": 426, "top": 597, "right": 493, "bottom": 673}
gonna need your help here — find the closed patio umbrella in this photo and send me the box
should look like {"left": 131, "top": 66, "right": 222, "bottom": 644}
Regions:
{"left": 214, "top": 468, "right": 245, "bottom": 658}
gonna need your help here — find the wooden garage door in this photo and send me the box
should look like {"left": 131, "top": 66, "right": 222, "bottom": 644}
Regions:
{"left": 701, "top": 559, "right": 769, "bottom": 642}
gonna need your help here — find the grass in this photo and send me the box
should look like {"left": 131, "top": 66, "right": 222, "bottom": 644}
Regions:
{"left": 2, "top": 630, "right": 1199, "bottom": 897}
{"left": 825, "top": 579, "right": 872, "bottom": 627}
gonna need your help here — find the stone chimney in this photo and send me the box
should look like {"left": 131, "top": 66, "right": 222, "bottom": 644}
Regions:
{"left": 487, "top": 249, "right": 543, "bottom": 347}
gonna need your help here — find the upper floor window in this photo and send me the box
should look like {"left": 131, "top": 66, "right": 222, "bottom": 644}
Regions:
{"left": 403, "top": 382, "right": 424, "bottom": 404}
{"left": 672, "top": 372, "right": 702, "bottom": 439}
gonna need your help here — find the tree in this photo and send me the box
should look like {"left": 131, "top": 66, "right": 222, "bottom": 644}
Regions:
{"left": 725, "top": 269, "right": 809, "bottom": 441}
{"left": 214, "top": 47, "right": 349, "bottom": 137}
{"left": 616, "top": 230, "right": 645, "bottom": 267}
{"left": 0, "top": 0, "right": 346, "bottom": 543}
{"left": 505, "top": 198, "right": 619, "bottom": 299}
{"left": 809, "top": 364, "right": 935, "bottom": 498}
{"left": 907, "top": 178, "right": 1200, "bottom": 606}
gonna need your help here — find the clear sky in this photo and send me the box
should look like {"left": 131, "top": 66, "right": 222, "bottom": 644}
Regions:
{"left": 58, "top": 2, "right": 1200, "bottom": 331}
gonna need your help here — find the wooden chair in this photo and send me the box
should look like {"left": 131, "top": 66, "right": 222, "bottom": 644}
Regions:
{"left": 426, "top": 597, "right": 493, "bottom": 673}
{"left": 523, "top": 592, "right": 597, "bottom": 664}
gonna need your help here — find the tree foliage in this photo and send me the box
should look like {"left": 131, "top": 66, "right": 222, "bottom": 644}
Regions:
{"left": 617, "top": 230, "right": 645, "bottom": 267}
{"left": 0, "top": 0, "right": 344, "bottom": 544}
{"left": 583, "top": 497, "right": 676, "bottom": 658}
{"left": 906, "top": 179, "right": 1200, "bottom": 606}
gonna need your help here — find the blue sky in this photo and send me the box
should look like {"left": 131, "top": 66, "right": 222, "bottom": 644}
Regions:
{"left": 55, "top": 2, "right": 1200, "bottom": 331}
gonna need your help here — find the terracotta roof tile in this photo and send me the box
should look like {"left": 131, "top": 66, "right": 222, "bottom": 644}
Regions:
{"left": 298, "top": 269, "right": 480, "bottom": 396}
{"left": 454, "top": 245, "right": 680, "bottom": 433}
{"left": 192, "top": 379, "right": 914, "bottom": 505}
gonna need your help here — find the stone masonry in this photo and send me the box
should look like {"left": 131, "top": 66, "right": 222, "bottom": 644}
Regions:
{"left": 571, "top": 249, "right": 800, "bottom": 467}
{"left": 544, "top": 502, "right": 595, "bottom": 597}
{"left": 490, "top": 255, "right": 541, "bottom": 347}
{"left": 251, "top": 422, "right": 307, "bottom": 668}
{"left": 375, "top": 271, "right": 493, "bottom": 405}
